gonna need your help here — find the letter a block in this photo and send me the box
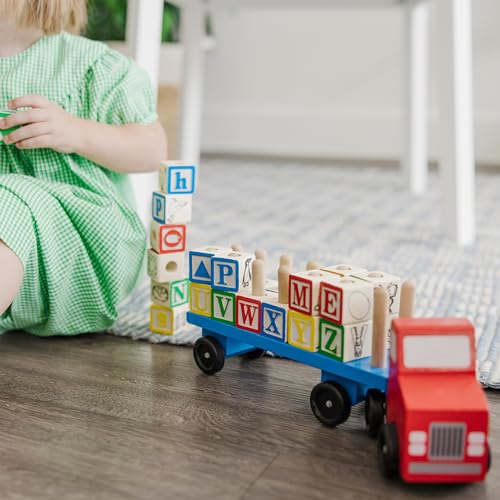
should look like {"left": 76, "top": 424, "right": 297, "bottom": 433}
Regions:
{"left": 211, "top": 251, "right": 255, "bottom": 293}
{"left": 147, "top": 249, "right": 185, "bottom": 282}
{"left": 150, "top": 304, "right": 187, "bottom": 335}
{"left": 151, "top": 278, "right": 189, "bottom": 308}
{"left": 152, "top": 191, "right": 193, "bottom": 224}
{"left": 319, "top": 319, "right": 373, "bottom": 362}
{"left": 261, "top": 301, "right": 287, "bottom": 342}
{"left": 289, "top": 270, "right": 340, "bottom": 316}
{"left": 287, "top": 311, "right": 320, "bottom": 352}
{"left": 159, "top": 161, "right": 196, "bottom": 194}
{"left": 212, "top": 289, "right": 235, "bottom": 324}
{"left": 189, "top": 246, "right": 231, "bottom": 285}
{"left": 319, "top": 277, "right": 374, "bottom": 325}
{"left": 189, "top": 282, "right": 212, "bottom": 317}
{"left": 235, "top": 295, "right": 262, "bottom": 333}
{"left": 151, "top": 222, "right": 186, "bottom": 254}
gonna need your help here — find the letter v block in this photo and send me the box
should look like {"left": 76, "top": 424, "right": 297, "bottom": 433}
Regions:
{"left": 211, "top": 251, "right": 255, "bottom": 293}
{"left": 159, "top": 161, "right": 196, "bottom": 194}
{"left": 189, "top": 246, "right": 231, "bottom": 285}
{"left": 287, "top": 311, "right": 320, "bottom": 352}
{"left": 190, "top": 283, "right": 212, "bottom": 317}
{"left": 212, "top": 289, "right": 235, "bottom": 324}
{"left": 236, "top": 295, "right": 262, "bottom": 333}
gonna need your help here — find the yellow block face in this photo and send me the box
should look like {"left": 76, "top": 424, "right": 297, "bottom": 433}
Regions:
{"left": 150, "top": 304, "right": 174, "bottom": 335}
{"left": 190, "top": 282, "right": 212, "bottom": 317}
{"left": 287, "top": 310, "right": 320, "bottom": 352}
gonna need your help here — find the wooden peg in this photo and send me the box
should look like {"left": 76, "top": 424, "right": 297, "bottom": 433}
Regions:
{"left": 306, "top": 260, "right": 320, "bottom": 271}
{"left": 278, "top": 264, "right": 291, "bottom": 304}
{"left": 279, "top": 255, "right": 292, "bottom": 268}
{"left": 255, "top": 248, "right": 267, "bottom": 262}
{"left": 252, "top": 259, "right": 266, "bottom": 297}
{"left": 371, "top": 286, "right": 388, "bottom": 369}
{"left": 231, "top": 243, "right": 243, "bottom": 252}
{"left": 399, "top": 279, "right": 416, "bottom": 318}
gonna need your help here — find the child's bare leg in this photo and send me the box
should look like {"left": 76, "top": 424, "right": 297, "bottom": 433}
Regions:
{"left": 0, "top": 241, "right": 23, "bottom": 315}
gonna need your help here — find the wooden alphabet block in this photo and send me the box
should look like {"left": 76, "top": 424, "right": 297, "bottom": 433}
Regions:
{"left": 235, "top": 294, "right": 262, "bottom": 333}
{"left": 321, "top": 264, "right": 367, "bottom": 278}
{"left": 147, "top": 249, "right": 185, "bottom": 282}
{"left": 150, "top": 222, "right": 186, "bottom": 254}
{"left": 150, "top": 304, "right": 187, "bottom": 335}
{"left": 159, "top": 161, "right": 196, "bottom": 195}
{"left": 288, "top": 270, "right": 340, "bottom": 316}
{"left": 319, "top": 318, "right": 373, "bottom": 362}
{"left": 211, "top": 251, "right": 255, "bottom": 293}
{"left": 287, "top": 310, "right": 320, "bottom": 352}
{"left": 212, "top": 289, "right": 235, "bottom": 324}
{"left": 189, "top": 282, "right": 212, "bottom": 317}
{"left": 152, "top": 191, "right": 193, "bottom": 224}
{"left": 189, "top": 246, "right": 232, "bottom": 285}
{"left": 261, "top": 299, "right": 288, "bottom": 342}
{"left": 151, "top": 278, "right": 189, "bottom": 308}
{"left": 319, "top": 276, "right": 374, "bottom": 325}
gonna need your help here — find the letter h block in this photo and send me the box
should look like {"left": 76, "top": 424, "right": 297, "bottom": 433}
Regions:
{"left": 159, "top": 161, "right": 196, "bottom": 194}
{"left": 211, "top": 251, "right": 255, "bottom": 293}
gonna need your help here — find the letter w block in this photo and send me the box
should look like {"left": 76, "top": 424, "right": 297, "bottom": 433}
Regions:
{"left": 236, "top": 295, "right": 262, "bottom": 333}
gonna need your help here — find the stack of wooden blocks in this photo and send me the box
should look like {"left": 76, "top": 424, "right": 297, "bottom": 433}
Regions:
{"left": 147, "top": 162, "right": 197, "bottom": 336}
{"left": 188, "top": 247, "right": 402, "bottom": 362}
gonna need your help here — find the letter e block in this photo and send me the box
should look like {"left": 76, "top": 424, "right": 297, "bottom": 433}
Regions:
{"left": 190, "top": 282, "right": 212, "bottom": 317}
{"left": 189, "top": 246, "right": 231, "bottom": 285}
{"left": 235, "top": 295, "right": 262, "bottom": 333}
{"left": 212, "top": 289, "right": 235, "bottom": 324}
{"left": 287, "top": 311, "right": 320, "bottom": 352}
{"left": 159, "top": 161, "right": 196, "bottom": 194}
{"left": 211, "top": 251, "right": 255, "bottom": 293}
{"left": 152, "top": 191, "right": 193, "bottom": 224}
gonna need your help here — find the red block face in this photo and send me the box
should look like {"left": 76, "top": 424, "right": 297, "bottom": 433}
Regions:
{"left": 288, "top": 275, "right": 313, "bottom": 315}
{"left": 235, "top": 295, "right": 262, "bottom": 333}
{"left": 319, "top": 282, "right": 343, "bottom": 323}
{"left": 157, "top": 224, "right": 186, "bottom": 254}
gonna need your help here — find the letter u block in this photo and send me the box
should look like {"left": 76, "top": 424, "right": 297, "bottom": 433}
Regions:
{"left": 189, "top": 246, "right": 232, "bottom": 285}
{"left": 288, "top": 270, "right": 340, "bottom": 316}
{"left": 212, "top": 289, "right": 235, "bottom": 324}
{"left": 159, "top": 161, "right": 196, "bottom": 194}
{"left": 319, "top": 277, "right": 374, "bottom": 325}
{"left": 152, "top": 191, "right": 193, "bottom": 224}
{"left": 319, "top": 318, "right": 373, "bottom": 362}
{"left": 287, "top": 311, "right": 320, "bottom": 352}
{"left": 189, "top": 282, "right": 212, "bottom": 317}
{"left": 211, "top": 251, "right": 255, "bottom": 293}
{"left": 235, "top": 295, "right": 262, "bottom": 333}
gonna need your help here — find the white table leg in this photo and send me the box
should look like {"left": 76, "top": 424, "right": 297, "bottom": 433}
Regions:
{"left": 178, "top": 0, "right": 206, "bottom": 164}
{"left": 436, "top": 0, "right": 475, "bottom": 245}
{"left": 403, "top": 0, "right": 429, "bottom": 195}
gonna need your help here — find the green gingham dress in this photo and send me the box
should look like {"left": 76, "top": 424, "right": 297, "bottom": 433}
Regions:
{"left": 0, "top": 33, "right": 156, "bottom": 336}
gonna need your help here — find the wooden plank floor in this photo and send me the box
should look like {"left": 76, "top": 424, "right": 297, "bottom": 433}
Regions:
{"left": 0, "top": 331, "right": 498, "bottom": 500}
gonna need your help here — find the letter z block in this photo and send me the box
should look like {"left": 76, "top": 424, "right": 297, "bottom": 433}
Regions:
{"left": 151, "top": 278, "right": 189, "bottom": 308}
{"left": 189, "top": 246, "right": 232, "bottom": 285}
{"left": 212, "top": 289, "right": 235, "bottom": 324}
{"left": 152, "top": 191, "right": 193, "bottom": 224}
{"left": 189, "top": 282, "right": 212, "bottom": 317}
{"left": 289, "top": 270, "right": 340, "bottom": 316}
{"left": 235, "top": 294, "right": 262, "bottom": 333}
{"left": 319, "top": 277, "right": 374, "bottom": 325}
{"left": 287, "top": 311, "right": 320, "bottom": 352}
{"left": 147, "top": 249, "right": 185, "bottom": 282}
{"left": 211, "top": 251, "right": 255, "bottom": 293}
{"left": 319, "top": 319, "right": 373, "bottom": 362}
{"left": 151, "top": 222, "right": 186, "bottom": 254}
{"left": 159, "top": 161, "right": 196, "bottom": 194}
{"left": 150, "top": 304, "right": 187, "bottom": 335}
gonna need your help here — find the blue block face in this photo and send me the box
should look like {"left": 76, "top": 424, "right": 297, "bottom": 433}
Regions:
{"left": 262, "top": 303, "right": 287, "bottom": 342}
{"left": 168, "top": 165, "right": 196, "bottom": 194}
{"left": 152, "top": 192, "right": 166, "bottom": 224}
{"left": 211, "top": 257, "right": 239, "bottom": 292}
{"left": 189, "top": 250, "right": 215, "bottom": 284}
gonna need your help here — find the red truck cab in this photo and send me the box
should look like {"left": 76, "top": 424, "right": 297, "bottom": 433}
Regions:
{"left": 378, "top": 317, "right": 490, "bottom": 483}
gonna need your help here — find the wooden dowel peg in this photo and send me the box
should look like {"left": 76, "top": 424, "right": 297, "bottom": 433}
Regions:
{"left": 400, "top": 279, "right": 416, "bottom": 318}
{"left": 252, "top": 259, "right": 265, "bottom": 297}
{"left": 279, "top": 255, "right": 292, "bottom": 268}
{"left": 278, "top": 264, "right": 291, "bottom": 304}
{"left": 371, "top": 286, "right": 388, "bottom": 369}
{"left": 255, "top": 248, "right": 267, "bottom": 262}
{"left": 231, "top": 243, "right": 243, "bottom": 252}
{"left": 306, "top": 260, "right": 320, "bottom": 271}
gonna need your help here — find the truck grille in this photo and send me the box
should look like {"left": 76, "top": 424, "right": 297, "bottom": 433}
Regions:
{"left": 429, "top": 423, "right": 465, "bottom": 460}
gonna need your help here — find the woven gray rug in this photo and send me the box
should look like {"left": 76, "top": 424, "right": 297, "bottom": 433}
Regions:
{"left": 111, "top": 158, "right": 500, "bottom": 388}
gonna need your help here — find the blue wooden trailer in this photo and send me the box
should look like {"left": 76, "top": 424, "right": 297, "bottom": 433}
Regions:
{"left": 188, "top": 312, "right": 389, "bottom": 435}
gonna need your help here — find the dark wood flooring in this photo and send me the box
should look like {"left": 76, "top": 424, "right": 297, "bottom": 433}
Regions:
{"left": 0, "top": 331, "right": 498, "bottom": 499}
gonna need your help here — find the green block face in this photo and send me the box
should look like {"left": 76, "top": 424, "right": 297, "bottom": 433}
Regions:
{"left": 212, "top": 289, "right": 235, "bottom": 324}
{"left": 170, "top": 278, "right": 189, "bottom": 308}
{"left": 319, "top": 319, "right": 344, "bottom": 361}
{"left": 0, "top": 111, "right": 20, "bottom": 143}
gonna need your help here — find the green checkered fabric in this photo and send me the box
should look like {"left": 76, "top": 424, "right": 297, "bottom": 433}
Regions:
{"left": 0, "top": 33, "right": 157, "bottom": 336}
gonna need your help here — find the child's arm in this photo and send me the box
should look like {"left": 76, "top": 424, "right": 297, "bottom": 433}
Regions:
{"left": 0, "top": 95, "right": 167, "bottom": 173}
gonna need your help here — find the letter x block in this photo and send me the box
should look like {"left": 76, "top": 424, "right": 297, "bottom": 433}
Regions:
{"left": 189, "top": 282, "right": 212, "bottom": 317}
{"left": 212, "top": 289, "right": 235, "bottom": 324}
{"left": 189, "top": 246, "right": 232, "bottom": 285}
{"left": 159, "top": 161, "right": 196, "bottom": 194}
{"left": 150, "top": 304, "right": 187, "bottom": 335}
{"left": 319, "top": 277, "right": 374, "bottom": 326}
{"left": 152, "top": 191, "right": 193, "bottom": 224}
{"left": 235, "top": 294, "right": 262, "bottom": 333}
{"left": 147, "top": 249, "right": 185, "bottom": 282}
{"left": 287, "top": 310, "right": 320, "bottom": 352}
{"left": 150, "top": 222, "right": 186, "bottom": 254}
{"left": 151, "top": 278, "right": 189, "bottom": 308}
{"left": 288, "top": 270, "right": 340, "bottom": 316}
{"left": 211, "top": 251, "right": 255, "bottom": 293}
{"left": 319, "top": 319, "right": 373, "bottom": 362}
{"left": 261, "top": 298, "right": 288, "bottom": 343}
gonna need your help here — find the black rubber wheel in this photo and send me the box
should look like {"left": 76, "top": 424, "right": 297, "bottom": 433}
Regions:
{"left": 310, "top": 381, "right": 352, "bottom": 427}
{"left": 365, "top": 389, "right": 386, "bottom": 438}
{"left": 193, "top": 336, "right": 225, "bottom": 375}
{"left": 378, "top": 423, "right": 399, "bottom": 479}
{"left": 242, "top": 348, "right": 266, "bottom": 360}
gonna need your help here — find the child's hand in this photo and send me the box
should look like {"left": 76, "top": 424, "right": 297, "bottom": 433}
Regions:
{"left": 0, "top": 95, "right": 81, "bottom": 153}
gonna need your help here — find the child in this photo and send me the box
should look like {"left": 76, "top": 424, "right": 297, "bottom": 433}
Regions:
{"left": 0, "top": 0, "right": 167, "bottom": 335}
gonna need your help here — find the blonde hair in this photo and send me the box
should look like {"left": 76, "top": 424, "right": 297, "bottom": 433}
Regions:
{"left": 0, "top": 0, "right": 87, "bottom": 34}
